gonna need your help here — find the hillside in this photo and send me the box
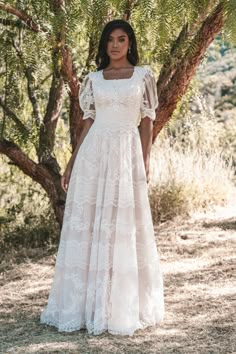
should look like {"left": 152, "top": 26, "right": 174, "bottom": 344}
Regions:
{"left": 198, "top": 46, "right": 236, "bottom": 123}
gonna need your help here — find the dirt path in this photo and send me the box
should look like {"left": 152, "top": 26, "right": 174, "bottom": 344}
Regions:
{"left": 0, "top": 210, "right": 236, "bottom": 354}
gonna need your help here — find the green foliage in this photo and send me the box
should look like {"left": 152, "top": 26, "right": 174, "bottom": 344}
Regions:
{"left": 0, "top": 0, "right": 235, "bottom": 153}
{"left": 223, "top": 0, "right": 236, "bottom": 44}
{"left": 0, "top": 0, "right": 236, "bottom": 241}
{"left": 0, "top": 156, "right": 59, "bottom": 260}
{"left": 150, "top": 43, "right": 236, "bottom": 223}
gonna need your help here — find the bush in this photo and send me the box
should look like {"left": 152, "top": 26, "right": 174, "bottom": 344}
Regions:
{"left": 0, "top": 157, "right": 59, "bottom": 263}
{"left": 149, "top": 108, "right": 236, "bottom": 223}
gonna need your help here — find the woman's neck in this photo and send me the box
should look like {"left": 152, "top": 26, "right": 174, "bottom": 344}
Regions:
{"left": 107, "top": 58, "right": 133, "bottom": 70}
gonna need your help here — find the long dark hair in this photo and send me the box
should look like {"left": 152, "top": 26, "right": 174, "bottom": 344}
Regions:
{"left": 95, "top": 19, "right": 139, "bottom": 71}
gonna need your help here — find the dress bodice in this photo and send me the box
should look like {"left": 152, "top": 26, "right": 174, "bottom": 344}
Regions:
{"left": 79, "top": 66, "right": 158, "bottom": 130}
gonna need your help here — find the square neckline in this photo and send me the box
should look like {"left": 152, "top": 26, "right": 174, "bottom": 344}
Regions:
{"left": 101, "top": 66, "right": 136, "bottom": 81}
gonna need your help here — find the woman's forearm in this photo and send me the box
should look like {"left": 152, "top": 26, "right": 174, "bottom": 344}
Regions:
{"left": 66, "top": 118, "right": 94, "bottom": 172}
{"left": 138, "top": 117, "right": 153, "bottom": 166}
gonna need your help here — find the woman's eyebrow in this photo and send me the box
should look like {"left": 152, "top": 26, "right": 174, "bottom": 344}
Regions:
{"left": 108, "top": 35, "right": 127, "bottom": 38}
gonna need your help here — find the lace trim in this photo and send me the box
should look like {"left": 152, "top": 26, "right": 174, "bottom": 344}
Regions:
{"left": 55, "top": 239, "right": 158, "bottom": 269}
{"left": 61, "top": 221, "right": 154, "bottom": 237}
{"left": 64, "top": 199, "right": 148, "bottom": 208}
{"left": 140, "top": 67, "right": 158, "bottom": 120}
{"left": 61, "top": 216, "right": 153, "bottom": 230}
{"left": 82, "top": 110, "right": 96, "bottom": 120}
{"left": 140, "top": 108, "right": 156, "bottom": 121}
{"left": 40, "top": 313, "right": 163, "bottom": 336}
{"left": 69, "top": 174, "right": 146, "bottom": 186}
{"left": 79, "top": 74, "right": 96, "bottom": 120}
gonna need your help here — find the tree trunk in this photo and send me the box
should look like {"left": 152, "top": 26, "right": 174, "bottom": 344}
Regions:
{"left": 61, "top": 46, "right": 82, "bottom": 151}
{"left": 38, "top": 73, "right": 64, "bottom": 170}
{"left": 0, "top": 139, "right": 66, "bottom": 226}
{"left": 0, "top": 1, "right": 226, "bottom": 228}
{"left": 153, "top": 3, "right": 224, "bottom": 141}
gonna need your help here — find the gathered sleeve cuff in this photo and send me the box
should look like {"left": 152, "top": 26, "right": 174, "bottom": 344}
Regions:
{"left": 140, "top": 67, "right": 158, "bottom": 121}
{"left": 79, "top": 74, "right": 96, "bottom": 120}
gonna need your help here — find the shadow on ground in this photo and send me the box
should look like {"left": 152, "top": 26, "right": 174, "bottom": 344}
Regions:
{"left": 203, "top": 217, "right": 236, "bottom": 231}
{"left": 0, "top": 215, "right": 236, "bottom": 353}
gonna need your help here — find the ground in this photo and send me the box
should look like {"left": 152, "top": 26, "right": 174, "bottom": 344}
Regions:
{"left": 0, "top": 208, "right": 235, "bottom": 354}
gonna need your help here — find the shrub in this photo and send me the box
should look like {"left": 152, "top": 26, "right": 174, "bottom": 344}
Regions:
{"left": 149, "top": 108, "right": 236, "bottom": 223}
{"left": 0, "top": 157, "right": 59, "bottom": 263}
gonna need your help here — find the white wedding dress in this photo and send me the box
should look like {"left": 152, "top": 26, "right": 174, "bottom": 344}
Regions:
{"left": 40, "top": 66, "right": 164, "bottom": 336}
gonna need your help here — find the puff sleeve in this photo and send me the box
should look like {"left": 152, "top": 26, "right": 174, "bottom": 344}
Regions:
{"left": 140, "top": 67, "right": 158, "bottom": 121}
{"left": 79, "top": 74, "right": 96, "bottom": 120}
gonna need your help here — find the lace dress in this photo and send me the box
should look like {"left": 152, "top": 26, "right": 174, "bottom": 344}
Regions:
{"left": 40, "top": 65, "right": 164, "bottom": 336}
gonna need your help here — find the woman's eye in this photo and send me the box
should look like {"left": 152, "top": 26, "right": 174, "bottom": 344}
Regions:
{"left": 119, "top": 38, "right": 125, "bottom": 42}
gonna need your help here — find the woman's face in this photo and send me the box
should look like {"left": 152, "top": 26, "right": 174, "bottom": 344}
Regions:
{"left": 106, "top": 28, "right": 130, "bottom": 61}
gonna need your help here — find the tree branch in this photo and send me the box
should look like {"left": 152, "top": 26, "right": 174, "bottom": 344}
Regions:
{"left": 25, "top": 68, "right": 42, "bottom": 128}
{"left": 10, "top": 37, "right": 42, "bottom": 128}
{"left": 0, "top": 96, "right": 29, "bottom": 137}
{"left": 0, "top": 17, "right": 27, "bottom": 29}
{"left": 48, "top": 0, "right": 81, "bottom": 151}
{"left": 61, "top": 46, "right": 81, "bottom": 151}
{"left": 153, "top": 2, "right": 224, "bottom": 141}
{"left": 0, "top": 138, "right": 65, "bottom": 225}
{"left": 38, "top": 73, "right": 64, "bottom": 170}
{"left": 0, "top": 138, "right": 49, "bottom": 182}
{"left": 157, "top": 1, "right": 217, "bottom": 97}
{"left": 123, "top": 0, "right": 138, "bottom": 21}
{"left": 157, "top": 23, "right": 190, "bottom": 96}
{"left": 36, "top": 73, "right": 53, "bottom": 89}
{"left": 0, "top": 2, "right": 47, "bottom": 33}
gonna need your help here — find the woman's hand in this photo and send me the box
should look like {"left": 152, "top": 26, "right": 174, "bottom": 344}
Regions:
{"left": 61, "top": 166, "right": 72, "bottom": 193}
{"left": 60, "top": 118, "right": 94, "bottom": 193}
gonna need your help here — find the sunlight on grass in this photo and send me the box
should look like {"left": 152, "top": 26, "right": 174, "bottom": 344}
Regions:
{"left": 1, "top": 215, "right": 235, "bottom": 353}
{"left": 149, "top": 111, "right": 236, "bottom": 223}
{"left": 6, "top": 342, "right": 80, "bottom": 354}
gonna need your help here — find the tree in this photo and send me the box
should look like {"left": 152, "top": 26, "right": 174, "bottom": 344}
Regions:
{"left": 0, "top": 0, "right": 235, "bottom": 225}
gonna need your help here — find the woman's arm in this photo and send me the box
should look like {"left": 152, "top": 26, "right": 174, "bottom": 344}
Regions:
{"left": 138, "top": 116, "right": 153, "bottom": 184}
{"left": 61, "top": 118, "right": 94, "bottom": 192}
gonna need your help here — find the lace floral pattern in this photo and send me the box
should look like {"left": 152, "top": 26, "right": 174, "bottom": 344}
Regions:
{"left": 140, "top": 66, "right": 159, "bottom": 120}
{"left": 79, "top": 75, "right": 96, "bottom": 120}
{"left": 40, "top": 66, "right": 164, "bottom": 336}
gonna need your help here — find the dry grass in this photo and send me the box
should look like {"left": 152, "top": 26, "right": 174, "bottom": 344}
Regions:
{"left": 148, "top": 127, "right": 236, "bottom": 223}
{"left": 0, "top": 209, "right": 236, "bottom": 354}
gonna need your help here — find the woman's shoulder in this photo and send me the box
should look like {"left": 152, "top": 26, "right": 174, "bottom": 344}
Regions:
{"left": 82, "top": 70, "right": 100, "bottom": 81}
{"left": 84, "top": 66, "right": 152, "bottom": 74}
{"left": 88, "top": 70, "right": 100, "bottom": 77}
{"left": 135, "top": 65, "right": 155, "bottom": 77}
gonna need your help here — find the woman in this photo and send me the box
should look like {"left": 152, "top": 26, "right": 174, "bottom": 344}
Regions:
{"left": 40, "top": 19, "right": 164, "bottom": 336}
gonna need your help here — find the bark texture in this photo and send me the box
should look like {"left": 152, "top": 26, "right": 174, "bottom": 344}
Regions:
{"left": 0, "top": 139, "right": 65, "bottom": 225}
{"left": 61, "top": 46, "right": 82, "bottom": 151}
{"left": 0, "top": 1, "right": 226, "bottom": 226}
{"left": 154, "top": 3, "right": 224, "bottom": 141}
